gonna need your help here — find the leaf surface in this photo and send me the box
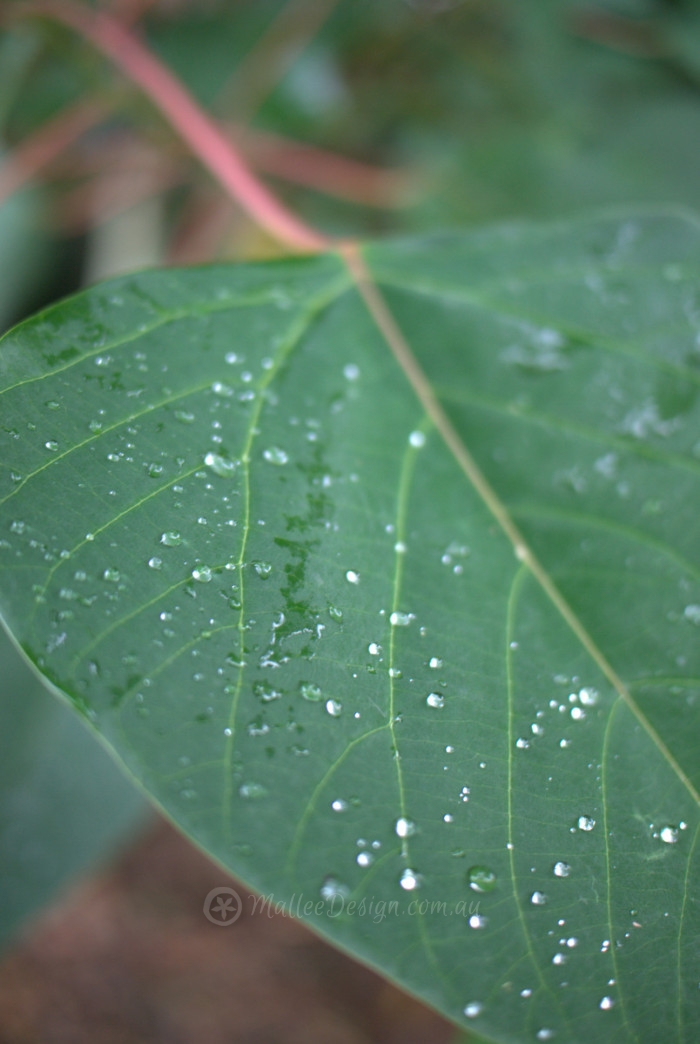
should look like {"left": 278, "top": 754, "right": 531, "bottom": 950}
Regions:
{"left": 0, "top": 213, "right": 699, "bottom": 1043}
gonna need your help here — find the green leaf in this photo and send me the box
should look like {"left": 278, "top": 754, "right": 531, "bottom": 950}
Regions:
{"left": 0, "top": 625, "right": 147, "bottom": 949}
{"left": 0, "top": 211, "right": 699, "bottom": 1043}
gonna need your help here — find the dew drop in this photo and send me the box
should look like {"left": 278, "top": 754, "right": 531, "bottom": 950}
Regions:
{"left": 463, "top": 1002, "right": 483, "bottom": 1018}
{"left": 395, "top": 817, "right": 417, "bottom": 838}
{"left": 357, "top": 851, "right": 373, "bottom": 868}
{"left": 102, "top": 568, "right": 120, "bottom": 583}
{"left": 577, "top": 816, "right": 596, "bottom": 832}
{"left": 426, "top": 692, "right": 444, "bottom": 709}
{"left": 329, "top": 605, "right": 343, "bottom": 621}
{"left": 553, "top": 861, "right": 571, "bottom": 878}
{"left": 148, "top": 557, "right": 162, "bottom": 570}
{"left": 212, "top": 381, "right": 234, "bottom": 397}
{"left": 469, "top": 914, "right": 488, "bottom": 929}
{"left": 192, "top": 566, "right": 213, "bottom": 583}
{"left": 204, "top": 452, "right": 237, "bottom": 477}
{"left": 468, "top": 866, "right": 497, "bottom": 893}
{"left": 683, "top": 604, "right": 700, "bottom": 624}
{"left": 516, "top": 738, "right": 530, "bottom": 749}
{"left": 343, "top": 363, "right": 360, "bottom": 381}
{"left": 320, "top": 876, "right": 350, "bottom": 901}
{"left": 368, "top": 642, "right": 382, "bottom": 656}
{"left": 238, "top": 782, "right": 267, "bottom": 799}
{"left": 300, "top": 682, "right": 323, "bottom": 702}
{"left": 45, "top": 440, "right": 59, "bottom": 452}
{"left": 160, "top": 531, "right": 182, "bottom": 547}
{"left": 409, "top": 430, "right": 426, "bottom": 448}
{"left": 263, "top": 446, "right": 288, "bottom": 465}
{"left": 599, "top": 996, "right": 615, "bottom": 1011}
{"left": 552, "top": 953, "right": 567, "bottom": 966}
{"left": 399, "top": 868, "right": 422, "bottom": 891}
{"left": 429, "top": 657, "right": 443, "bottom": 669}
{"left": 253, "top": 561, "right": 273, "bottom": 579}
{"left": 530, "top": 891, "right": 547, "bottom": 906}
{"left": 520, "top": 988, "right": 532, "bottom": 998}
{"left": 537, "top": 1031, "right": 555, "bottom": 1041}
{"left": 390, "top": 611, "right": 414, "bottom": 627}
{"left": 660, "top": 826, "right": 679, "bottom": 844}
{"left": 345, "top": 570, "right": 360, "bottom": 584}
{"left": 331, "top": 799, "right": 348, "bottom": 812}
{"left": 325, "top": 699, "right": 342, "bottom": 717}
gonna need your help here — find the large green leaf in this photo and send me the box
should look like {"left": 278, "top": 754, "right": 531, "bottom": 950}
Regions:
{"left": 0, "top": 211, "right": 698, "bottom": 1043}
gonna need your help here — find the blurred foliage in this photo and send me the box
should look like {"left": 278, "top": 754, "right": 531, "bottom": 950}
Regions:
{"left": 1, "top": 0, "right": 700, "bottom": 254}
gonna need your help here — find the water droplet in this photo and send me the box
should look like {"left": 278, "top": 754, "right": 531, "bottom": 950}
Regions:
{"left": 553, "top": 862, "right": 571, "bottom": 878}
{"left": 356, "top": 852, "right": 373, "bottom": 868}
{"left": 443, "top": 814, "right": 454, "bottom": 823}
{"left": 254, "top": 683, "right": 282, "bottom": 702}
{"left": 463, "top": 1002, "right": 483, "bottom": 1018}
{"left": 409, "top": 430, "right": 426, "bottom": 448}
{"left": 468, "top": 866, "right": 497, "bottom": 893}
{"left": 45, "top": 440, "right": 58, "bottom": 451}
{"left": 263, "top": 446, "right": 288, "bottom": 465}
{"left": 239, "top": 782, "right": 267, "bottom": 799}
{"left": 469, "top": 914, "right": 488, "bottom": 929}
{"left": 516, "top": 737, "right": 530, "bottom": 749}
{"left": 552, "top": 953, "right": 567, "bottom": 966}
{"left": 395, "top": 817, "right": 417, "bottom": 838}
{"left": 148, "top": 557, "right": 162, "bottom": 570}
{"left": 394, "top": 540, "right": 407, "bottom": 553}
{"left": 368, "top": 642, "right": 382, "bottom": 656}
{"left": 578, "top": 687, "right": 599, "bottom": 706}
{"left": 599, "top": 996, "right": 615, "bottom": 1011}
{"left": 343, "top": 363, "right": 360, "bottom": 381}
{"left": 571, "top": 707, "right": 586, "bottom": 721}
{"left": 536, "top": 1030, "right": 555, "bottom": 1041}
{"left": 320, "top": 876, "right": 350, "bottom": 901}
{"left": 530, "top": 891, "right": 547, "bottom": 906}
{"left": 578, "top": 816, "right": 596, "bottom": 832}
{"left": 345, "top": 570, "right": 360, "bottom": 584}
{"left": 192, "top": 566, "right": 213, "bottom": 583}
{"left": 399, "top": 868, "right": 422, "bottom": 891}
{"left": 325, "top": 699, "right": 342, "bottom": 717}
{"left": 660, "top": 826, "right": 679, "bottom": 844}
{"left": 331, "top": 799, "right": 348, "bottom": 812}
{"left": 684, "top": 604, "right": 700, "bottom": 625}
{"left": 566, "top": 937, "right": 578, "bottom": 948}
{"left": 174, "top": 409, "right": 195, "bottom": 423}
{"left": 520, "top": 988, "right": 532, "bottom": 998}
{"left": 390, "top": 611, "right": 414, "bottom": 627}
{"left": 459, "top": 786, "right": 470, "bottom": 803}
{"left": 253, "top": 561, "right": 273, "bottom": 579}
{"left": 426, "top": 692, "right": 444, "bottom": 709}
{"left": 204, "top": 452, "right": 237, "bottom": 477}
{"left": 161, "top": 531, "right": 182, "bottom": 546}
{"left": 329, "top": 605, "right": 343, "bottom": 621}
{"left": 429, "top": 657, "right": 443, "bottom": 669}
{"left": 223, "top": 727, "right": 232, "bottom": 737}
{"left": 212, "top": 381, "right": 234, "bottom": 397}
{"left": 300, "top": 682, "right": 323, "bottom": 702}
{"left": 102, "top": 568, "right": 120, "bottom": 582}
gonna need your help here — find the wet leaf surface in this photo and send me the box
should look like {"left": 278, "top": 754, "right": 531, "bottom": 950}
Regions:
{"left": 0, "top": 212, "right": 698, "bottom": 1042}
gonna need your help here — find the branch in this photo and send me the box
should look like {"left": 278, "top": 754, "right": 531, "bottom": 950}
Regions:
{"left": 14, "top": 1, "right": 330, "bottom": 253}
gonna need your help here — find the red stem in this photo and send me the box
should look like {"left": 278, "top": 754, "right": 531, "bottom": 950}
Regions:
{"left": 15, "top": 1, "right": 330, "bottom": 253}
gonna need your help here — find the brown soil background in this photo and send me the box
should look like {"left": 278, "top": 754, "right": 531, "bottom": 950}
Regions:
{"left": 0, "top": 816, "right": 455, "bottom": 1044}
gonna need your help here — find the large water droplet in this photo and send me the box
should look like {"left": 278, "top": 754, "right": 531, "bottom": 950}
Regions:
{"left": 102, "top": 568, "right": 120, "bottom": 583}
{"left": 325, "top": 699, "right": 342, "bottom": 717}
{"left": 660, "top": 826, "right": 679, "bottom": 844}
{"left": 426, "top": 692, "right": 444, "bottom": 709}
{"left": 331, "top": 799, "right": 348, "bottom": 812}
{"left": 599, "top": 996, "right": 615, "bottom": 1011}
{"left": 530, "top": 891, "right": 547, "bottom": 906}
{"left": 390, "top": 611, "right": 414, "bottom": 627}
{"left": 204, "top": 452, "right": 237, "bottom": 477}
{"left": 553, "top": 861, "right": 571, "bottom": 878}
{"left": 356, "top": 852, "right": 373, "bottom": 868}
{"left": 192, "top": 566, "right": 213, "bottom": 583}
{"left": 345, "top": 570, "right": 360, "bottom": 584}
{"left": 409, "top": 430, "right": 426, "bottom": 448}
{"left": 469, "top": 914, "right": 488, "bottom": 929}
{"left": 468, "top": 866, "right": 497, "bottom": 893}
{"left": 395, "top": 817, "right": 417, "bottom": 838}
{"left": 161, "top": 531, "right": 182, "bottom": 547}
{"left": 399, "top": 868, "right": 422, "bottom": 891}
{"left": 578, "top": 816, "right": 596, "bottom": 832}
